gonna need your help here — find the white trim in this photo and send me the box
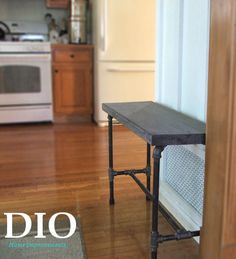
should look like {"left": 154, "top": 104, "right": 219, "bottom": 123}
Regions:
{"left": 203, "top": 0, "right": 211, "bottom": 122}
{"left": 177, "top": 0, "right": 184, "bottom": 111}
{"left": 155, "top": 0, "right": 164, "bottom": 102}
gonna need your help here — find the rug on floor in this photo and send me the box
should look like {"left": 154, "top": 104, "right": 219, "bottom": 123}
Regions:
{"left": 0, "top": 216, "right": 87, "bottom": 259}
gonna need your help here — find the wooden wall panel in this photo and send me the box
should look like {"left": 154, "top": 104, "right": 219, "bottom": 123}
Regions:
{"left": 200, "top": 0, "right": 236, "bottom": 258}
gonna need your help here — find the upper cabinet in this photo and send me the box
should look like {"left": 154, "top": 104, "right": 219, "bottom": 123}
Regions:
{"left": 46, "top": 0, "right": 69, "bottom": 9}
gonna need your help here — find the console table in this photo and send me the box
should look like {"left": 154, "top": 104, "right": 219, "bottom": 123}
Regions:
{"left": 102, "top": 101, "right": 206, "bottom": 259}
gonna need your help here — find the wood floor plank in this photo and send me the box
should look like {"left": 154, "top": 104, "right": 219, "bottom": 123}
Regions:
{"left": 0, "top": 123, "right": 199, "bottom": 258}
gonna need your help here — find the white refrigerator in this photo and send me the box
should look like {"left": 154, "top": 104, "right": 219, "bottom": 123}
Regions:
{"left": 92, "top": 0, "right": 156, "bottom": 125}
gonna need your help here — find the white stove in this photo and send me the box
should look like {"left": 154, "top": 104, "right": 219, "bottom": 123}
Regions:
{"left": 0, "top": 42, "right": 53, "bottom": 124}
{"left": 2, "top": 20, "right": 49, "bottom": 42}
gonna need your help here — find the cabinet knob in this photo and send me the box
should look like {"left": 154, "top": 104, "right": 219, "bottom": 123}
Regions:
{"left": 70, "top": 54, "right": 75, "bottom": 58}
{"left": 54, "top": 70, "right": 58, "bottom": 73}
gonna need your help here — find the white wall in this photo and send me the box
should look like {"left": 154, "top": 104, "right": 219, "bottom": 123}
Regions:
{"left": 156, "top": 0, "right": 210, "bottom": 122}
{"left": 155, "top": 0, "right": 210, "bottom": 236}
{"left": 181, "top": 1, "right": 210, "bottom": 121}
{"left": 156, "top": 0, "right": 184, "bottom": 110}
{"left": 0, "top": 0, "right": 67, "bottom": 24}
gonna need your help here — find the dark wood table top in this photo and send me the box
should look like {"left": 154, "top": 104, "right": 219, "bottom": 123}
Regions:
{"left": 102, "top": 102, "right": 206, "bottom": 146}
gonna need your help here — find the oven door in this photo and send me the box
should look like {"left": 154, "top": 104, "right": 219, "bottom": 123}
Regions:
{"left": 0, "top": 54, "right": 52, "bottom": 106}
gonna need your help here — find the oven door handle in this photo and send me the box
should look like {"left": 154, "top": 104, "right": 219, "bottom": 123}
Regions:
{"left": 0, "top": 54, "right": 51, "bottom": 62}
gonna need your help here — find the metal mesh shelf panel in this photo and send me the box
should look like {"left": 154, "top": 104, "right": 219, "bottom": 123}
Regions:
{"left": 163, "top": 146, "right": 205, "bottom": 214}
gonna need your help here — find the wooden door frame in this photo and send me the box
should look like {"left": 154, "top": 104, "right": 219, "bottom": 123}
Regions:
{"left": 200, "top": 0, "right": 236, "bottom": 258}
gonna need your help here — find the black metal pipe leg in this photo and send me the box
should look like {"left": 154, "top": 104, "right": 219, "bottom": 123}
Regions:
{"left": 146, "top": 143, "right": 151, "bottom": 201}
{"left": 151, "top": 146, "right": 164, "bottom": 259}
{"left": 146, "top": 175, "right": 151, "bottom": 200}
{"left": 108, "top": 115, "right": 115, "bottom": 205}
{"left": 109, "top": 169, "right": 115, "bottom": 205}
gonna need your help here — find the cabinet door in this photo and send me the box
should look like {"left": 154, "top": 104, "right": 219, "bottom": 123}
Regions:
{"left": 53, "top": 63, "right": 92, "bottom": 115}
{"left": 46, "top": 0, "right": 69, "bottom": 9}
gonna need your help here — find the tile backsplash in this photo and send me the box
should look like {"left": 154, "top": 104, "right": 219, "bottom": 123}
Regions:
{"left": 0, "top": 0, "right": 68, "bottom": 24}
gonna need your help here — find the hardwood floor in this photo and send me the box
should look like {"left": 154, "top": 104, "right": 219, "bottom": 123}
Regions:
{"left": 0, "top": 123, "right": 199, "bottom": 258}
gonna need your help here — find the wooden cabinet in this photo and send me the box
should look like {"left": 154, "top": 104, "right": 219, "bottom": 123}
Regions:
{"left": 46, "top": 0, "right": 69, "bottom": 9}
{"left": 52, "top": 44, "right": 93, "bottom": 116}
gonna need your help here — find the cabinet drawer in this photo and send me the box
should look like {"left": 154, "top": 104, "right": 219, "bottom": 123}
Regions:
{"left": 53, "top": 50, "right": 91, "bottom": 63}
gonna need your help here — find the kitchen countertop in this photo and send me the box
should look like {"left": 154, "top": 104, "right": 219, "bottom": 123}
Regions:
{"left": 51, "top": 43, "right": 94, "bottom": 50}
